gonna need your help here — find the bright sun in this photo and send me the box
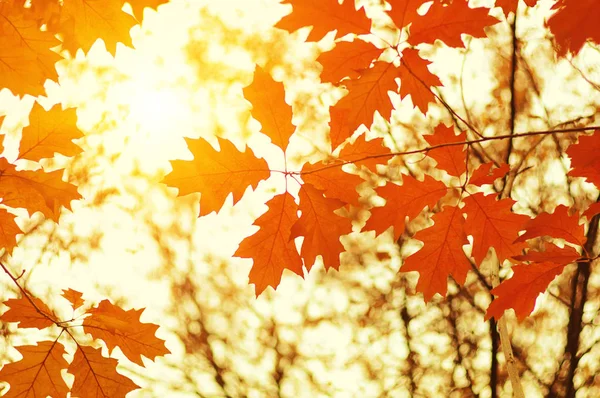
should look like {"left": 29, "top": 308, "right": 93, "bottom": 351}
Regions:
{"left": 128, "top": 87, "right": 185, "bottom": 136}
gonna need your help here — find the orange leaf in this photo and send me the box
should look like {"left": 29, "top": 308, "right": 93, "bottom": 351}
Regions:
{"left": 328, "top": 107, "right": 354, "bottom": 150}
{"left": 275, "top": 0, "right": 371, "bottom": 41}
{"left": 403, "top": 205, "right": 471, "bottom": 301}
{"left": 513, "top": 242, "right": 580, "bottom": 265}
{"left": 463, "top": 193, "right": 528, "bottom": 264}
{"left": 19, "top": 103, "right": 83, "bottom": 162}
{"left": 0, "top": 3, "right": 62, "bottom": 97}
{"left": 83, "top": 299, "right": 170, "bottom": 366}
{"left": 424, "top": 124, "right": 466, "bottom": 177}
{"left": 495, "top": 0, "right": 538, "bottom": 16}
{"left": 69, "top": 345, "right": 140, "bottom": 397}
{"left": 301, "top": 161, "right": 363, "bottom": 207}
{"left": 514, "top": 205, "right": 586, "bottom": 247}
{"left": 0, "top": 296, "right": 56, "bottom": 329}
{"left": 127, "top": 0, "right": 169, "bottom": 21}
{"left": 0, "top": 158, "right": 81, "bottom": 222}
{"left": 485, "top": 262, "right": 566, "bottom": 321}
{"left": 290, "top": 184, "right": 352, "bottom": 270}
{"left": 386, "top": 0, "right": 426, "bottom": 30}
{"left": 566, "top": 131, "right": 600, "bottom": 187}
{"left": 468, "top": 162, "right": 510, "bottom": 186}
{"left": 0, "top": 341, "right": 69, "bottom": 398}
{"left": 163, "top": 137, "right": 270, "bottom": 216}
{"left": 59, "top": 0, "right": 137, "bottom": 55}
{"left": 317, "top": 39, "right": 383, "bottom": 84}
{"left": 61, "top": 288, "right": 85, "bottom": 310}
{"left": 409, "top": 0, "right": 499, "bottom": 47}
{"left": 547, "top": 0, "right": 600, "bottom": 57}
{"left": 243, "top": 66, "right": 295, "bottom": 153}
{"left": 0, "top": 209, "right": 21, "bottom": 255}
{"left": 397, "top": 47, "right": 441, "bottom": 113}
{"left": 338, "top": 134, "right": 393, "bottom": 173}
{"left": 582, "top": 201, "right": 600, "bottom": 220}
{"left": 363, "top": 175, "right": 448, "bottom": 240}
{"left": 234, "top": 193, "right": 303, "bottom": 296}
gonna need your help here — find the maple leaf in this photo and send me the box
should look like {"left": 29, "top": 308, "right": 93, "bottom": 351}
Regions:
{"left": 386, "top": 0, "right": 427, "bottom": 30}
{"left": 328, "top": 107, "right": 354, "bottom": 150}
{"left": 0, "top": 209, "right": 21, "bottom": 255}
{"left": 0, "top": 295, "right": 56, "bottom": 329}
{"left": 338, "top": 134, "right": 393, "bottom": 173}
{"left": 69, "top": 345, "right": 140, "bottom": 397}
{"left": 234, "top": 193, "right": 303, "bottom": 296}
{"left": 463, "top": 193, "right": 528, "bottom": 264}
{"left": 275, "top": 0, "right": 371, "bottom": 41}
{"left": 334, "top": 61, "right": 399, "bottom": 134}
{"left": 18, "top": 103, "right": 83, "bottom": 162}
{"left": 0, "top": 158, "right": 81, "bottom": 222}
{"left": 583, "top": 202, "right": 600, "bottom": 220}
{"left": 485, "top": 262, "right": 566, "bottom": 321}
{"left": 515, "top": 205, "right": 586, "bottom": 247}
{"left": 397, "top": 48, "right": 441, "bottom": 114}
{"left": 243, "top": 66, "right": 295, "bottom": 153}
{"left": 0, "top": 341, "right": 69, "bottom": 398}
{"left": 363, "top": 175, "right": 448, "bottom": 240}
{"left": 62, "top": 288, "right": 86, "bottom": 310}
{"left": 513, "top": 242, "right": 580, "bottom": 265}
{"left": 127, "top": 0, "right": 169, "bottom": 21}
{"left": 468, "top": 162, "right": 510, "bottom": 186}
{"left": 290, "top": 184, "right": 352, "bottom": 270}
{"left": 317, "top": 39, "right": 383, "bottom": 84}
{"left": 0, "top": 3, "right": 62, "bottom": 97}
{"left": 408, "top": 0, "right": 499, "bottom": 48}
{"left": 402, "top": 204, "right": 471, "bottom": 301}
{"left": 547, "top": 0, "right": 600, "bottom": 57}
{"left": 300, "top": 161, "right": 363, "bottom": 207}
{"left": 424, "top": 124, "right": 466, "bottom": 177}
{"left": 566, "top": 131, "right": 600, "bottom": 187}
{"left": 83, "top": 299, "right": 170, "bottom": 366}
{"left": 163, "top": 137, "right": 270, "bottom": 216}
{"left": 495, "top": 0, "right": 538, "bottom": 16}
{"left": 59, "top": 0, "right": 137, "bottom": 55}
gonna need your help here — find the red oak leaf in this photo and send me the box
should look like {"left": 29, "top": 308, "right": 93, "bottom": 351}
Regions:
{"left": 19, "top": 103, "right": 83, "bottom": 162}
{"left": 0, "top": 341, "right": 69, "bottom": 398}
{"left": 62, "top": 288, "right": 85, "bottom": 310}
{"left": 243, "top": 66, "right": 295, "bottom": 152}
{"left": 127, "top": 0, "right": 169, "bottom": 21}
{"left": 386, "top": 0, "right": 427, "bottom": 30}
{"left": 547, "top": 0, "right": 600, "bottom": 57}
{"left": 328, "top": 107, "right": 354, "bottom": 150}
{"left": 495, "top": 0, "right": 538, "bottom": 16}
{"left": 513, "top": 242, "right": 580, "bottom": 265}
{"left": 338, "top": 134, "right": 393, "bottom": 173}
{"left": 402, "top": 204, "right": 471, "bottom": 301}
{"left": 0, "top": 209, "right": 21, "bottom": 255}
{"left": 468, "top": 162, "right": 510, "bottom": 186}
{"left": 515, "top": 205, "right": 586, "bottom": 247}
{"left": 566, "top": 131, "right": 600, "bottom": 187}
{"left": 363, "top": 175, "right": 448, "bottom": 240}
{"left": 163, "top": 137, "right": 270, "bottom": 216}
{"left": 424, "top": 124, "right": 466, "bottom": 177}
{"left": 397, "top": 48, "right": 441, "bottom": 114}
{"left": 409, "top": 0, "right": 499, "bottom": 48}
{"left": 290, "top": 184, "right": 352, "bottom": 270}
{"left": 275, "top": 0, "right": 371, "bottom": 41}
{"left": 583, "top": 202, "right": 600, "bottom": 220}
{"left": 317, "top": 39, "right": 383, "bottom": 84}
{"left": 485, "top": 262, "right": 566, "bottom": 321}
{"left": 234, "top": 193, "right": 303, "bottom": 296}
{"left": 463, "top": 193, "right": 528, "bottom": 264}
{"left": 301, "top": 161, "right": 363, "bottom": 207}
{"left": 69, "top": 346, "right": 140, "bottom": 397}
{"left": 83, "top": 299, "right": 170, "bottom": 366}
{"left": 0, "top": 295, "right": 56, "bottom": 329}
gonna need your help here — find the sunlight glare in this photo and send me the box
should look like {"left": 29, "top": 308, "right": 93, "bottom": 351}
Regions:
{"left": 128, "top": 86, "right": 185, "bottom": 136}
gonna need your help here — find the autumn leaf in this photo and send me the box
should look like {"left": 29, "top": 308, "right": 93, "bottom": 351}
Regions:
{"left": 244, "top": 66, "right": 295, "bottom": 153}
{"left": 409, "top": 0, "right": 499, "bottom": 48}
{"left": 463, "top": 193, "right": 528, "bottom": 264}
{"left": 300, "top": 161, "right": 363, "bottom": 207}
{"left": 566, "top": 131, "right": 600, "bottom": 187}
{"left": 513, "top": 242, "right": 580, "bottom": 265}
{"left": 468, "top": 162, "right": 510, "bottom": 186}
{"left": 62, "top": 288, "right": 86, "bottom": 310}
{"left": 485, "top": 262, "right": 566, "bottom": 321}
{"left": 275, "top": 0, "right": 371, "bottom": 41}
{"left": 0, "top": 209, "right": 21, "bottom": 255}
{"left": 317, "top": 39, "right": 383, "bottom": 84}
{"left": 0, "top": 295, "right": 56, "bottom": 329}
{"left": 363, "top": 175, "right": 448, "bottom": 240}
{"left": 0, "top": 3, "right": 62, "bottom": 97}
{"left": 514, "top": 205, "right": 586, "bottom": 247}
{"left": 83, "top": 299, "right": 170, "bottom": 366}
{"left": 386, "top": 0, "right": 427, "bottom": 30}
{"left": 424, "top": 124, "right": 466, "bottom": 177}
{"left": 127, "top": 0, "right": 169, "bottom": 21}
{"left": 338, "top": 134, "right": 393, "bottom": 173}
{"left": 402, "top": 204, "right": 471, "bottom": 301}
{"left": 234, "top": 193, "right": 303, "bottom": 296}
{"left": 163, "top": 137, "right": 270, "bottom": 216}
{"left": 582, "top": 201, "right": 600, "bottom": 220}
{"left": 547, "top": 0, "right": 600, "bottom": 57}
{"left": 290, "top": 184, "right": 352, "bottom": 270}
{"left": 0, "top": 158, "right": 81, "bottom": 222}
{"left": 397, "top": 48, "right": 441, "bottom": 114}
{"left": 495, "top": 0, "right": 538, "bottom": 16}
{"left": 0, "top": 341, "right": 69, "bottom": 398}
{"left": 328, "top": 107, "right": 354, "bottom": 150}
{"left": 18, "top": 103, "right": 83, "bottom": 162}
{"left": 69, "top": 345, "right": 140, "bottom": 398}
